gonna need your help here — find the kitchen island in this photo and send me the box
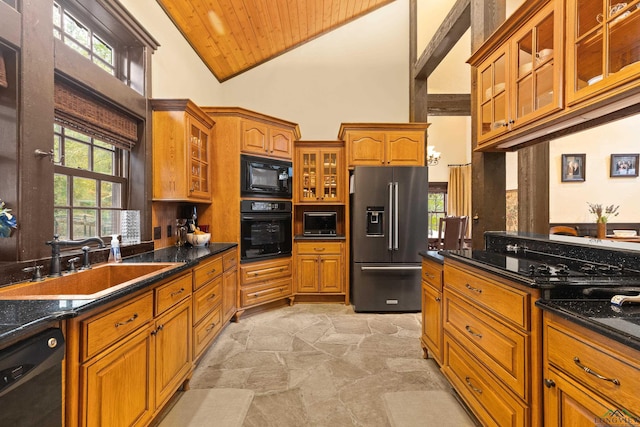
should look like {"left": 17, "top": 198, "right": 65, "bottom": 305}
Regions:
{"left": 422, "top": 231, "right": 640, "bottom": 426}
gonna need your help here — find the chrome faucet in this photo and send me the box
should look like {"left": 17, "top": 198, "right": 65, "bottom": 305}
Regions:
{"left": 46, "top": 234, "right": 106, "bottom": 277}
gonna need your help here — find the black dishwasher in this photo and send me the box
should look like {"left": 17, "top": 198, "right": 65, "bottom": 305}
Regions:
{"left": 0, "top": 328, "right": 65, "bottom": 427}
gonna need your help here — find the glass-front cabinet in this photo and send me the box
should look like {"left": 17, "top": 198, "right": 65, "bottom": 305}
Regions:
{"left": 476, "top": 1, "right": 562, "bottom": 146}
{"left": 296, "top": 144, "right": 343, "bottom": 204}
{"left": 478, "top": 47, "right": 509, "bottom": 143}
{"left": 567, "top": 0, "right": 640, "bottom": 104}
{"left": 188, "top": 118, "right": 210, "bottom": 199}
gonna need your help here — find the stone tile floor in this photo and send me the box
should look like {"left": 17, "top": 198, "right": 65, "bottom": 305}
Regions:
{"left": 189, "top": 303, "right": 473, "bottom": 426}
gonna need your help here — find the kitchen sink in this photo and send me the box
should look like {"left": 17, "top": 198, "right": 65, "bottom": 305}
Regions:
{"left": 0, "top": 263, "right": 182, "bottom": 299}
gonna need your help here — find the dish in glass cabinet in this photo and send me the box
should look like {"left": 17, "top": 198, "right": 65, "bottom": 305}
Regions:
{"left": 588, "top": 74, "right": 603, "bottom": 85}
{"left": 519, "top": 62, "right": 532, "bottom": 75}
{"left": 613, "top": 230, "right": 637, "bottom": 237}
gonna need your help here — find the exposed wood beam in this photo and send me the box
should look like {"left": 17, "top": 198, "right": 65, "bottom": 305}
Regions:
{"left": 413, "top": 0, "right": 470, "bottom": 80}
{"left": 427, "top": 94, "right": 470, "bottom": 116}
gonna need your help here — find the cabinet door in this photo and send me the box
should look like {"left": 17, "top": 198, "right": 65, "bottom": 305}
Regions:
{"left": 84, "top": 324, "right": 154, "bottom": 427}
{"left": 567, "top": 0, "right": 640, "bottom": 105}
{"left": 318, "top": 254, "right": 342, "bottom": 292}
{"left": 187, "top": 116, "right": 211, "bottom": 200}
{"left": 222, "top": 266, "right": 237, "bottom": 324}
{"left": 241, "top": 120, "right": 269, "bottom": 155}
{"left": 386, "top": 132, "right": 424, "bottom": 166}
{"left": 296, "top": 255, "right": 319, "bottom": 292}
{"left": 544, "top": 367, "right": 617, "bottom": 427}
{"left": 477, "top": 46, "right": 510, "bottom": 145}
{"left": 269, "top": 127, "right": 293, "bottom": 159}
{"left": 347, "top": 131, "right": 385, "bottom": 166}
{"left": 320, "top": 150, "right": 342, "bottom": 201}
{"left": 154, "top": 300, "right": 192, "bottom": 409}
{"left": 422, "top": 281, "right": 442, "bottom": 364}
{"left": 298, "top": 149, "right": 319, "bottom": 202}
{"left": 511, "top": 1, "right": 562, "bottom": 127}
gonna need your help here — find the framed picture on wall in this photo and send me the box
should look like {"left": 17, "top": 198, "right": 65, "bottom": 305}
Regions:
{"left": 610, "top": 154, "right": 639, "bottom": 177}
{"left": 561, "top": 154, "right": 586, "bottom": 182}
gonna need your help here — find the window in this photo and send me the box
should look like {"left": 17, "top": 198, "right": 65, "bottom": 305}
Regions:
{"left": 53, "top": 124, "right": 128, "bottom": 240}
{"left": 53, "top": 2, "right": 122, "bottom": 79}
{"left": 428, "top": 183, "right": 448, "bottom": 238}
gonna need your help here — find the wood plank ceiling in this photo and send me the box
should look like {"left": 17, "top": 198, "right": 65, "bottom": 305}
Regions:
{"left": 157, "top": 0, "right": 395, "bottom": 82}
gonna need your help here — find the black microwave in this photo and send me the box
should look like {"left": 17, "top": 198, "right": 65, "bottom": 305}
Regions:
{"left": 241, "top": 155, "right": 293, "bottom": 199}
{"left": 303, "top": 211, "right": 337, "bottom": 236}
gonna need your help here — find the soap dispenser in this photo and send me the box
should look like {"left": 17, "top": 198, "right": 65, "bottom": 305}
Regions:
{"left": 108, "top": 234, "right": 122, "bottom": 263}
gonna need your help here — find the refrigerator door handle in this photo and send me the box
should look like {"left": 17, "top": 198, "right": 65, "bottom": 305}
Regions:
{"left": 393, "top": 182, "right": 399, "bottom": 250}
{"left": 360, "top": 266, "right": 422, "bottom": 271}
{"left": 388, "top": 182, "right": 393, "bottom": 250}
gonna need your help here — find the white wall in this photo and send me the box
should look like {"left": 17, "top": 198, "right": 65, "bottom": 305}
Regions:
{"left": 549, "top": 115, "right": 640, "bottom": 223}
{"left": 121, "top": 0, "right": 410, "bottom": 140}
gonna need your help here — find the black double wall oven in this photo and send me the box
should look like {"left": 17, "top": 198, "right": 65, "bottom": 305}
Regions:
{"left": 240, "top": 200, "right": 292, "bottom": 262}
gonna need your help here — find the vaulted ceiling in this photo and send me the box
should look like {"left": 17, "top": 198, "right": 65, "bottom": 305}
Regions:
{"left": 156, "top": 0, "right": 395, "bottom": 82}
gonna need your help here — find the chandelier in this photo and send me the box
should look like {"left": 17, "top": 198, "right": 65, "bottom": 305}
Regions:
{"left": 427, "top": 146, "right": 441, "bottom": 166}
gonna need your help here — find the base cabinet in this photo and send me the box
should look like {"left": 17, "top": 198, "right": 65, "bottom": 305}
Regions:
{"left": 542, "top": 311, "right": 640, "bottom": 426}
{"left": 295, "top": 241, "right": 344, "bottom": 295}
{"left": 240, "top": 257, "right": 293, "bottom": 309}
{"left": 420, "top": 257, "right": 443, "bottom": 365}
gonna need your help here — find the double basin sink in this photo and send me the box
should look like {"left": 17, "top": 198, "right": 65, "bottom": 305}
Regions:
{"left": 0, "top": 262, "right": 183, "bottom": 300}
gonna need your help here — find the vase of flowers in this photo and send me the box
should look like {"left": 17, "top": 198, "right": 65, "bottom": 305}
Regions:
{"left": 587, "top": 203, "right": 619, "bottom": 239}
{"left": 0, "top": 198, "right": 18, "bottom": 238}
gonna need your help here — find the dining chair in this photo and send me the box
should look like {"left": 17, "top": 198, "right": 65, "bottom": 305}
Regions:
{"left": 549, "top": 225, "right": 578, "bottom": 236}
{"left": 435, "top": 216, "right": 469, "bottom": 250}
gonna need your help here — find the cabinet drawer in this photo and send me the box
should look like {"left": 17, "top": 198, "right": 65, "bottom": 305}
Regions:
{"left": 83, "top": 292, "right": 154, "bottom": 361}
{"left": 155, "top": 273, "right": 192, "bottom": 315}
{"left": 194, "top": 256, "right": 223, "bottom": 290}
{"left": 193, "top": 305, "right": 223, "bottom": 360}
{"left": 444, "top": 291, "right": 527, "bottom": 399}
{"left": 241, "top": 258, "right": 292, "bottom": 285}
{"left": 443, "top": 334, "right": 527, "bottom": 427}
{"left": 193, "top": 276, "right": 222, "bottom": 324}
{"left": 222, "top": 250, "right": 238, "bottom": 271}
{"left": 445, "top": 264, "right": 528, "bottom": 328}
{"left": 296, "top": 242, "right": 343, "bottom": 255}
{"left": 546, "top": 319, "right": 640, "bottom": 414}
{"left": 241, "top": 277, "right": 292, "bottom": 307}
{"left": 422, "top": 259, "right": 443, "bottom": 291}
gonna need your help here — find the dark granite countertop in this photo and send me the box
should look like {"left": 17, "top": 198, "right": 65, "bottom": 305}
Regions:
{"left": 0, "top": 243, "right": 236, "bottom": 345}
{"left": 419, "top": 250, "right": 444, "bottom": 265}
{"left": 536, "top": 299, "right": 640, "bottom": 352}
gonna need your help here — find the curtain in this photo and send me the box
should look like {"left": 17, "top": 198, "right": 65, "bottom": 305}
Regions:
{"left": 54, "top": 79, "right": 138, "bottom": 150}
{"left": 448, "top": 163, "right": 472, "bottom": 237}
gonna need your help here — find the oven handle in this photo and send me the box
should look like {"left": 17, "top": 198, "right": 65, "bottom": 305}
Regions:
{"left": 241, "top": 214, "right": 292, "bottom": 221}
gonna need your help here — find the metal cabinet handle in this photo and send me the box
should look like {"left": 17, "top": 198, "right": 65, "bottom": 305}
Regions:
{"left": 206, "top": 322, "right": 217, "bottom": 332}
{"left": 424, "top": 273, "right": 435, "bottom": 279}
{"left": 465, "top": 283, "right": 482, "bottom": 294}
{"left": 314, "top": 247, "right": 325, "bottom": 252}
{"left": 207, "top": 268, "right": 218, "bottom": 275}
{"left": 465, "top": 377, "right": 482, "bottom": 394}
{"left": 115, "top": 313, "right": 138, "bottom": 328}
{"left": 465, "top": 325, "right": 482, "bottom": 339}
{"left": 207, "top": 293, "right": 217, "bottom": 300}
{"left": 544, "top": 378, "right": 556, "bottom": 388}
{"left": 435, "top": 297, "right": 441, "bottom": 302}
{"left": 171, "top": 287, "right": 185, "bottom": 297}
{"left": 573, "top": 357, "right": 620, "bottom": 385}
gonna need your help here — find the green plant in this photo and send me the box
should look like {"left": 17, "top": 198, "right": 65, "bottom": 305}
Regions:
{"left": 587, "top": 203, "right": 619, "bottom": 223}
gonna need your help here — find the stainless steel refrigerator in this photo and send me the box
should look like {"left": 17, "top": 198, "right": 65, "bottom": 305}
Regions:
{"left": 350, "top": 166, "right": 428, "bottom": 312}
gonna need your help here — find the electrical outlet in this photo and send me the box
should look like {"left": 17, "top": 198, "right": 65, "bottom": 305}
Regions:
{"left": 153, "top": 226, "right": 161, "bottom": 240}
{"left": 167, "top": 224, "right": 172, "bottom": 238}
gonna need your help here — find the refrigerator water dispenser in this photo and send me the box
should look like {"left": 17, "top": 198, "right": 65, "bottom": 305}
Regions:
{"left": 366, "top": 207, "right": 384, "bottom": 236}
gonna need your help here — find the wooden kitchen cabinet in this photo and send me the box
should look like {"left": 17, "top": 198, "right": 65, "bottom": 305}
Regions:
{"left": 566, "top": 0, "right": 640, "bottom": 106}
{"left": 151, "top": 99, "right": 214, "bottom": 202}
{"left": 295, "top": 241, "right": 344, "bottom": 294}
{"left": 241, "top": 119, "right": 294, "bottom": 160}
{"left": 338, "top": 123, "right": 429, "bottom": 167}
{"left": 222, "top": 249, "right": 238, "bottom": 324}
{"left": 295, "top": 142, "right": 344, "bottom": 203}
{"left": 472, "top": 0, "right": 563, "bottom": 147}
{"left": 441, "top": 258, "right": 543, "bottom": 427}
{"left": 543, "top": 311, "right": 640, "bottom": 426}
{"left": 72, "top": 272, "right": 193, "bottom": 427}
{"left": 420, "top": 257, "right": 443, "bottom": 365}
{"left": 240, "top": 257, "right": 293, "bottom": 309}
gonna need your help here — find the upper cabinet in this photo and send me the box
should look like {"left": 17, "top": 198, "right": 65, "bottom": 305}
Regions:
{"left": 470, "top": 0, "right": 640, "bottom": 151}
{"left": 566, "top": 0, "right": 640, "bottom": 105}
{"left": 295, "top": 141, "right": 344, "bottom": 203}
{"left": 474, "top": 1, "right": 563, "bottom": 147}
{"left": 152, "top": 99, "right": 215, "bottom": 202}
{"left": 338, "top": 123, "right": 429, "bottom": 167}
{"left": 241, "top": 119, "right": 294, "bottom": 160}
